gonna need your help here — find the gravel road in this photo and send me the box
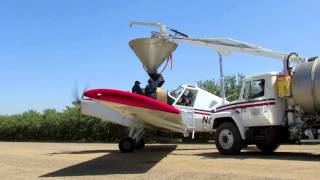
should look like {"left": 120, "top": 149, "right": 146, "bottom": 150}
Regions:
{"left": 0, "top": 142, "right": 319, "bottom": 180}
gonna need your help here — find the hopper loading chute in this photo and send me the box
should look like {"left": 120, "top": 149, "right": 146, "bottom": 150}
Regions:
{"left": 129, "top": 38, "right": 177, "bottom": 75}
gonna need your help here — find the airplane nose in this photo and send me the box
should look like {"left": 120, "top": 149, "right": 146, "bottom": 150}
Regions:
{"left": 83, "top": 90, "right": 94, "bottom": 98}
{"left": 83, "top": 89, "right": 102, "bottom": 99}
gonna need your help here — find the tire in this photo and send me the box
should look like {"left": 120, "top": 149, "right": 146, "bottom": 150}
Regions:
{"left": 119, "top": 137, "right": 135, "bottom": 153}
{"left": 215, "top": 122, "right": 242, "bottom": 155}
{"left": 256, "top": 143, "right": 279, "bottom": 153}
{"left": 135, "top": 138, "right": 145, "bottom": 149}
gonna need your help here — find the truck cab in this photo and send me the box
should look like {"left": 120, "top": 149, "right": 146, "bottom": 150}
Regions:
{"left": 238, "top": 72, "right": 286, "bottom": 127}
{"left": 212, "top": 72, "right": 288, "bottom": 155}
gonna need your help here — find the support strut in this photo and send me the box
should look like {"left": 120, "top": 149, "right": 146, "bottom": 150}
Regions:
{"left": 129, "top": 127, "right": 145, "bottom": 143}
{"left": 218, "top": 53, "right": 226, "bottom": 104}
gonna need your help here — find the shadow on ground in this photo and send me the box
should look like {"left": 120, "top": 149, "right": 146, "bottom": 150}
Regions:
{"left": 41, "top": 144, "right": 177, "bottom": 177}
{"left": 196, "top": 149, "right": 320, "bottom": 162}
{"left": 169, "top": 145, "right": 320, "bottom": 162}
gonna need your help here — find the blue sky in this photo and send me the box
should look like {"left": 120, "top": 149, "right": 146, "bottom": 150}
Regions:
{"left": 1, "top": 0, "right": 319, "bottom": 114}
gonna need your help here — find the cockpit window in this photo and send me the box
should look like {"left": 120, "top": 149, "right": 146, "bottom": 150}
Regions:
{"left": 169, "top": 86, "right": 184, "bottom": 99}
{"left": 176, "top": 89, "right": 198, "bottom": 107}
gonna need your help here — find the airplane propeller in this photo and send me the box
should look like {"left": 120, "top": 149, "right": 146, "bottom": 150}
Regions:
{"left": 72, "top": 82, "right": 90, "bottom": 107}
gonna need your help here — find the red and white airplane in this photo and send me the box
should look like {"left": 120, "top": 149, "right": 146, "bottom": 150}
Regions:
{"left": 79, "top": 85, "right": 224, "bottom": 153}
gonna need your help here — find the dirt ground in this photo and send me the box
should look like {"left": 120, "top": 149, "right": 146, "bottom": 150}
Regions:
{"left": 0, "top": 142, "right": 319, "bottom": 180}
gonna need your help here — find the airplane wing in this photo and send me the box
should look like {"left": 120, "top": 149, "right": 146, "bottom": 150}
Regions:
{"left": 83, "top": 89, "right": 184, "bottom": 133}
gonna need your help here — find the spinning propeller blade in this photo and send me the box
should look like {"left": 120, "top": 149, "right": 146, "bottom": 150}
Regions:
{"left": 72, "top": 81, "right": 90, "bottom": 107}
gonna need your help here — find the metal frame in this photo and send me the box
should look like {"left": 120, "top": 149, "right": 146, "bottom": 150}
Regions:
{"left": 129, "top": 21, "right": 305, "bottom": 105}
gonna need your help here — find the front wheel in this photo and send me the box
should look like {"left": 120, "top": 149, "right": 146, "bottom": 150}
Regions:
{"left": 215, "top": 122, "right": 242, "bottom": 155}
{"left": 135, "top": 138, "right": 145, "bottom": 149}
{"left": 119, "top": 137, "right": 135, "bottom": 153}
{"left": 256, "top": 143, "right": 279, "bottom": 153}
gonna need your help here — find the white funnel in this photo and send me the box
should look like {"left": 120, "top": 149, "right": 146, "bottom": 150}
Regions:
{"left": 129, "top": 38, "right": 177, "bottom": 73}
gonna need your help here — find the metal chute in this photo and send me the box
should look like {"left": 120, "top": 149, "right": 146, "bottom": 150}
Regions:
{"left": 129, "top": 38, "right": 177, "bottom": 74}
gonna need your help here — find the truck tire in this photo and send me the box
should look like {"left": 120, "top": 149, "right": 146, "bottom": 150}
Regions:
{"left": 256, "top": 143, "right": 279, "bottom": 153}
{"left": 215, "top": 122, "right": 242, "bottom": 155}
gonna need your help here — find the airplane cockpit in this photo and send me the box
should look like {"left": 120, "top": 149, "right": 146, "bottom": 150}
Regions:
{"left": 168, "top": 85, "right": 197, "bottom": 107}
{"left": 166, "top": 85, "right": 224, "bottom": 111}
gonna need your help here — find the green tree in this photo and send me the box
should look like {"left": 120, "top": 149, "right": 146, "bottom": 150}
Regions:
{"left": 0, "top": 106, "right": 126, "bottom": 142}
{"left": 197, "top": 74, "right": 244, "bottom": 101}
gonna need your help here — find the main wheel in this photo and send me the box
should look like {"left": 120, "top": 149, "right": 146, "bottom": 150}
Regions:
{"left": 256, "top": 143, "right": 279, "bottom": 153}
{"left": 215, "top": 122, "right": 242, "bottom": 155}
{"left": 135, "top": 138, "right": 145, "bottom": 149}
{"left": 119, "top": 137, "right": 135, "bottom": 153}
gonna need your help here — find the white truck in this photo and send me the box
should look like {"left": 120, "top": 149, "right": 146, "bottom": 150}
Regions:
{"left": 212, "top": 55, "right": 320, "bottom": 154}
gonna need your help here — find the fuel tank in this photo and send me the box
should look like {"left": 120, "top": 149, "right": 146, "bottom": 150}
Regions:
{"left": 292, "top": 58, "right": 320, "bottom": 113}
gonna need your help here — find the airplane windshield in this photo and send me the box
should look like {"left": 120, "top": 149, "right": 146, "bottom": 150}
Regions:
{"left": 169, "top": 86, "right": 184, "bottom": 99}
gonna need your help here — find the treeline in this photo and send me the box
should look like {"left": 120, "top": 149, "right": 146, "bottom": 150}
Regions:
{"left": 0, "top": 107, "right": 186, "bottom": 142}
{"left": 0, "top": 74, "right": 243, "bottom": 142}
{"left": 0, "top": 107, "right": 127, "bottom": 142}
{"left": 197, "top": 74, "right": 244, "bottom": 101}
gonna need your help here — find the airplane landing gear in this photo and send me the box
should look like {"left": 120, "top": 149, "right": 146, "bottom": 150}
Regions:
{"left": 118, "top": 128, "right": 145, "bottom": 153}
{"left": 135, "top": 138, "right": 145, "bottom": 149}
{"left": 119, "top": 137, "right": 135, "bottom": 153}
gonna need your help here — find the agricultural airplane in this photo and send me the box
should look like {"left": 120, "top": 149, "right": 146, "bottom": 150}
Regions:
{"left": 78, "top": 85, "right": 224, "bottom": 152}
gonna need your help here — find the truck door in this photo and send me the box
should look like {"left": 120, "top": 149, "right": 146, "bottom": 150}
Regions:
{"left": 241, "top": 79, "right": 269, "bottom": 126}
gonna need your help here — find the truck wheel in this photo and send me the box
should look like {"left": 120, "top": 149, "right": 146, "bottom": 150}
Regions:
{"left": 256, "top": 143, "right": 279, "bottom": 153}
{"left": 119, "top": 137, "right": 135, "bottom": 153}
{"left": 135, "top": 138, "right": 145, "bottom": 149}
{"left": 215, "top": 122, "right": 242, "bottom": 155}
